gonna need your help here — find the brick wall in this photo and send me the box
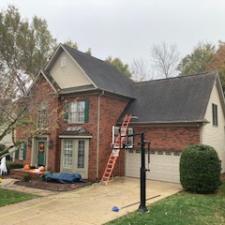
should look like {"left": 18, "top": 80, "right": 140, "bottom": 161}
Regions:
{"left": 98, "top": 95, "right": 129, "bottom": 179}
{"left": 16, "top": 76, "right": 59, "bottom": 170}
{"left": 132, "top": 124, "right": 201, "bottom": 152}
{"left": 16, "top": 75, "right": 130, "bottom": 181}
{"left": 59, "top": 93, "right": 99, "bottom": 180}
{"left": 59, "top": 93, "right": 130, "bottom": 181}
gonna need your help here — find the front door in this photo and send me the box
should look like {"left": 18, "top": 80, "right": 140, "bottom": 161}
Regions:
{"left": 60, "top": 139, "right": 89, "bottom": 179}
{"left": 37, "top": 138, "right": 47, "bottom": 166}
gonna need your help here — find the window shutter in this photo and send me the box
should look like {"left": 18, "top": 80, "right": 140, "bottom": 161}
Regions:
{"left": 15, "top": 147, "right": 19, "bottom": 160}
{"left": 22, "top": 143, "right": 27, "bottom": 160}
{"left": 63, "top": 103, "right": 69, "bottom": 122}
{"left": 84, "top": 100, "right": 89, "bottom": 122}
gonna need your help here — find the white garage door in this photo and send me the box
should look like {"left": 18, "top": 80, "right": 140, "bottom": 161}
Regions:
{"left": 125, "top": 151, "right": 181, "bottom": 183}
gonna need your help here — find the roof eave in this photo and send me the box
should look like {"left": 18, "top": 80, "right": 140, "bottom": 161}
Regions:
{"left": 124, "top": 120, "right": 207, "bottom": 125}
{"left": 27, "top": 70, "right": 59, "bottom": 96}
{"left": 59, "top": 87, "right": 134, "bottom": 99}
{"left": 215, "top": 73, "right": 225, "bottom": 116}
{"left": 59, "top": 87, "right": 99, "bottom": 95}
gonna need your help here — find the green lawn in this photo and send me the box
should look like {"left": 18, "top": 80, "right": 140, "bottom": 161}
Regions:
{"left": 0, "top": 188, "right": 37, "bottom": 207}
{"left": 107, "top": 182, "right": 225, "bottom": 225}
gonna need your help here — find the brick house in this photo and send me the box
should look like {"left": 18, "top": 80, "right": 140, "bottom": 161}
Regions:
{"left": 16, "top": 44, "right": 225, "bottom": 183}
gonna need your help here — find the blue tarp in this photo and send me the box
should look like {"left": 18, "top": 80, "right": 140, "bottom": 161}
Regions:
{"left": 43, "top": 172, "right": 82, "bottom": 183}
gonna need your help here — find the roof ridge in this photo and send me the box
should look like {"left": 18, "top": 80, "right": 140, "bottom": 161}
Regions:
{"left": 63, "top": 44, "right": 106, "bottom": 63}
{"left": 135, "top": 71, "right": 218, "bottom": 85}
{"left": 62, "top": 44, "right": 134, "bottom": 83}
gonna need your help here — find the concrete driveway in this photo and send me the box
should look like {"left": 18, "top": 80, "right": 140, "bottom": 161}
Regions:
{"left": 0, "top": 177, "right": 181, "bottom": 225}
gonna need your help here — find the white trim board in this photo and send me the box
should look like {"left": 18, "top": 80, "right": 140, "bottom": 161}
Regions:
{"left": 59, "top": 135, "right": 92, "bottom": 139}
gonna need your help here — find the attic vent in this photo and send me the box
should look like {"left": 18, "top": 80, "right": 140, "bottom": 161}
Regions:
{"left": 60, "top": 55, "right": 66, "bottom": 68}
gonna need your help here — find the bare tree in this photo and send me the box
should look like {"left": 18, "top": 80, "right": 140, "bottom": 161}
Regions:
{"left": 151, "top": 42, "right": 179, "bottom": 78}
{"left": 131, "top": 58, "right": 151, "bottom": 81}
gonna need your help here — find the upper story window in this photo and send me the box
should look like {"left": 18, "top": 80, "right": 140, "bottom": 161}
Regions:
{"left": 37, "top": 104, "right": 48, "bottom": 129}
{"left": 64, "top": 100, "right": 89, "bottom": 124}
{"left": 212, "top": 103, "right": 218, "bottom": 126}
{"left": 15, "top": 142, "right": 27, "bottom": 161}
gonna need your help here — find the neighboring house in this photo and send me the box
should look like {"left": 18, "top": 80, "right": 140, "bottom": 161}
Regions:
{"left": 0, "top": 129, "right": 15, "bottom": 161}
{"left": 0, "top": 132, "right": 12, "bottom": 148}
{"left": 16, "top": 44, "right": 225, "bottom": 183}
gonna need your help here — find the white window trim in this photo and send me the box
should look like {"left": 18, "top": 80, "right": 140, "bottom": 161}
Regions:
{"left": 59, "top": 135, "right": 92, "bottom": 139}
{"left": 68, "top": 101, "right": 85, "bottom": 124}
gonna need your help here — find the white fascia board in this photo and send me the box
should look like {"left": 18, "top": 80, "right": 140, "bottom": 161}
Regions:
{"left": 59, "top": 135, "right": 92, "bottom": 139}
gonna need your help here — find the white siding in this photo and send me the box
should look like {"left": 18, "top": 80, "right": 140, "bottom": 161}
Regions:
{"left": 0, "top": 125, "right": 12, "bottom": 147}
{"left": 200, "top": 84, "right": 225, "bottom": 172}
{"left": 50, "top": 51, "right": 91, "bottom": 88}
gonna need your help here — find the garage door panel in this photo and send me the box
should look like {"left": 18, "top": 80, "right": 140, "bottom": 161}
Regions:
{"left": 125, "top": 151, "right": 180, "bottom": 183}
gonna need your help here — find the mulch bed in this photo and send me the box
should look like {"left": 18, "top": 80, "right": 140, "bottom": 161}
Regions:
{"left": 15, "top": 179, "right": 91, "bottom": 192}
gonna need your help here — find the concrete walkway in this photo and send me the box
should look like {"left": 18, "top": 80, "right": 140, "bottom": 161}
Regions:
{"left": 0, "top": 178, "right": 181, "bottom": 225}
{"left": 0, "top": 178, "right": 56, "bottom": 196}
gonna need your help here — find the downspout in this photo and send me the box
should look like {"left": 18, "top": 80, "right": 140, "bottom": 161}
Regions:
{"left": 96, "top": 90, "right": 104, "bottom": 179}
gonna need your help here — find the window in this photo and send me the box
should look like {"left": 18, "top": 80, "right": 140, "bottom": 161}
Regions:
{"left": 17, "top": 142, "right": 27, "bottom": 160}
{"left": 63, "top": 140, "right": 73, "bottom": 169}
{"left": 212, "top": 103, "right": 218, "bottom": 126}
{"left": 65, "top": 101, "right": 88, "bottom": 123}
{"left": 112, "top": 126, "right": 134, "bottom": 148}
{"left": 37, "top": 105, "right": 48, "bottom": 129}
{"left": 18, "top": 147, "right": 24, "bottom": 160}
{"left": 77, "top": 140, "right": 85, "bottom": 168}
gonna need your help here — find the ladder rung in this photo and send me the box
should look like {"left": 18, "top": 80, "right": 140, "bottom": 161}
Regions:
{"left": 101, "top": 114, "right": 132, "bottom": 184}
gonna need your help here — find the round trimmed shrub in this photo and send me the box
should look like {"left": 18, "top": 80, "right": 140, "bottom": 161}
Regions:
{"left": 180, "top": 144, "right": 221, "bottom": 194}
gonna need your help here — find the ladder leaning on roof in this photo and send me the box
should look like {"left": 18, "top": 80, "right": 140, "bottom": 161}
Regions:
{"left": 101, "top": 114, "right": 133, "bottom": 184}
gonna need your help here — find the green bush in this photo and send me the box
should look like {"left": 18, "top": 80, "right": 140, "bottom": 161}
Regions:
{"left": 23, "top": 173, "right": 31, "bottom": 182}
{"left": 7, "top": 162, "right": 24, "bottom": 170}
{"left": 180, "top": 144, "right": 221, "bottom": 194}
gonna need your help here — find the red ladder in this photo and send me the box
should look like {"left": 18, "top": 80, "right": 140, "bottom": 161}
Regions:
{"left": 101, "top": 114, "right": 132, "bottom": 184}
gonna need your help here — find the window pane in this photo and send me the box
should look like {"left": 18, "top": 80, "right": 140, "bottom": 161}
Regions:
{"left": 18, "top": 144, "right": 24, "bottom": 160}
{"left": 37, "top": 108, "right": 48, "bottom": 129}
{"left": 63, "top": 140, "right": 73, "bottom": 169}
{"left": 77, "top": 140, "right": 85, "bottom": 168}
{"left": 68, "top": 101, "right": 85, "bottom": 123}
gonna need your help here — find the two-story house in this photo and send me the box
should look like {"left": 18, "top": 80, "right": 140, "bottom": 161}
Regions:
{"left": 16, "top": 44, "right": 225, "bottom": 183}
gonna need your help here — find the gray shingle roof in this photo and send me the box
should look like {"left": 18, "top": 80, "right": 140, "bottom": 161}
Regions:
{"left": 124, "top": 72, "right": 217, "bottom": 123}
{"left": 46, "top": 45, "right": 220, "bottom": 124}
{"left": 63, "top": 45, "right": 135, "bottom": 98}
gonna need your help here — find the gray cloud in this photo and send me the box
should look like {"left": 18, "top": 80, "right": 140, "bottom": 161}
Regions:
{"left": 1, "top": 0, "right": 225, "bottom": 67}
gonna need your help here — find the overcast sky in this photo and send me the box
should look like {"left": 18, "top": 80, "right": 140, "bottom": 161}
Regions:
{"left": 1, "top": 0, "right": 225, "bottom": 70}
